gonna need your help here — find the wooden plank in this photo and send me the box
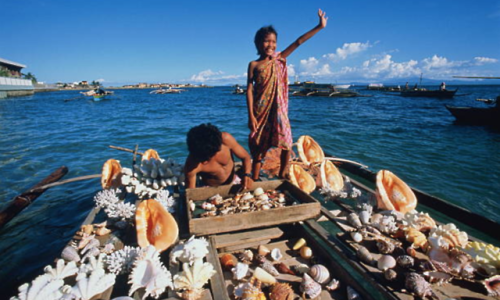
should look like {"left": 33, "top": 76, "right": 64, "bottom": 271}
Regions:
{"left": 213, "top": 227, "right": 283, "bottom": 249}
{"left": 220, "top": 240, "right": 271, "bottom": 253}
{"left": 207, "top": 236, "right": 231, "bottom": 300}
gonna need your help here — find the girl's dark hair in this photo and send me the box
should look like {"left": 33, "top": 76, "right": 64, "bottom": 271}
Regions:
{"left": 254, "top": 25, "right": 278, "bottom": 55}
{"left": 187, "top": 123, "right": 223, "bottom": 162}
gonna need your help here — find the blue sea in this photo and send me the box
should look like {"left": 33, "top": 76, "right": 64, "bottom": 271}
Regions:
{"left": 0, "top": 85, "right": 499, "bottom": 296}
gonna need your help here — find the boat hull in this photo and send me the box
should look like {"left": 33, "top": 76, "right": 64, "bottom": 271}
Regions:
{"left": 446, "top": 105, "right": 500, "bottom": 128}
{"left": 93, "top": 95, "right": 106, "bottom": 101}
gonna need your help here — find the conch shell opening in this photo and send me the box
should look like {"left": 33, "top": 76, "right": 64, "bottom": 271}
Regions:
{"left": 101, "top": 159, "right": 122, "bottom": 189}
{"left": 142, "top": 149, "right": 160, "bottom": 161}
{"left": 136, "top": 199, "right": 179, "bottom": 252}
{"left": 288, "top": 164, "right": 316, "bottom": 194}
{"left": 376, "top": 170, "right": 417, "bottom": 214}
{"left": 296, "top": 135, "right": 325, "bottom": 166}
{"left": 317, "top": 159, "right": 344, "bottom": 191}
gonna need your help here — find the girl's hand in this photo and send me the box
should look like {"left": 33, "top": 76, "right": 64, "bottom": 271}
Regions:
{"left": 248, "top": 116, "right": 257, "bottom": 132}
{"left": 318, "top": 9, "right": 328, "bottom": 28}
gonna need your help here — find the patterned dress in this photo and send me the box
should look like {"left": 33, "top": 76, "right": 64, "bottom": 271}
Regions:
{"left": 249, "top": 52, "right": 293, "bottom": 158}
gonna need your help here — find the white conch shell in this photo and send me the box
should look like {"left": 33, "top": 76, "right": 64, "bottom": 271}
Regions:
{"left": 44, "top": 259, "right": 78, "bottom": 280}
{"left": 170, "top": 236, "right": 209, "bottom": 265}
{"left": 231, "top": 262, "right": 249, "bottom": 281}
{"left": 11, "top": 274, "right": 69, "bottom": 300}
{"left": 129, "top": 245, "right": 173, "bottom": 299}
{"left": 173, "top": 258, "right": 216, "bottom": 298}
{"left": 71, "top": 268, "right": 116, "bottom": 300}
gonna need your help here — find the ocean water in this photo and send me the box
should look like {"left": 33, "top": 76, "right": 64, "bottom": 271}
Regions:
{"left": 0, "top": 85, "right": 499, "bottom": 295}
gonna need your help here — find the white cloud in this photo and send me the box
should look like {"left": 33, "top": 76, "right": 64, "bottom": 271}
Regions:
{"left": 287, "top": 64, "right": 296, "bottom": 77}
{"left": 299, "top": 57, "right": 319, "bottom": 73}
{"left": 189, "top": 69, "right": 246, "bottom": 84}
{"left": 323, "top": 41, "right": 372, "bottom": 61}
{"left": 474, "top": 57, "right": 498, "bottom": 65}
{"left": 96, "top": 78, "right": 105, "bottom": 83}
{"left": 190, "top": 69, "right": 224, "bottom": 82}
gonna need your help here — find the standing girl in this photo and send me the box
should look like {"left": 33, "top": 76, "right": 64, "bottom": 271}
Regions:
{"left": 246, "top": 9, "right": 328, "bottom": 180}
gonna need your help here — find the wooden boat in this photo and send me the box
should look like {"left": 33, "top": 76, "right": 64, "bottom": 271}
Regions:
{"left": 150, "top": 87, "right": 184, "bottom": 94}
{"left": 232, "top": 86, "right": 245, "bottom": 94}
{"left": 400, "top": 88, "right": 457, "bottom": 99}
{"left": 292, "top": 83, "right": 362, "bottom": 98}
{"left": 446, "top": 98, "right": 500, "bottom": 128}
{"left": 93, "top": 94, "right": 106, "bottom": 101}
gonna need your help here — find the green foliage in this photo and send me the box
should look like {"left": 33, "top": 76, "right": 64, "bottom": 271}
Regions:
{"left": 0, "top": 67, "right": 11, "bottom": 77}
{"left": 22, "top": 72, "right": 37, "bottom": 83}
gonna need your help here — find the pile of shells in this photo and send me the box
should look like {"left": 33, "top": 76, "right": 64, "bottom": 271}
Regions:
{"left": 192, "top": 187, "right": 292, "bottom": 218}
{"left": 219, "top": 239, "right": 357, "bottom": 300}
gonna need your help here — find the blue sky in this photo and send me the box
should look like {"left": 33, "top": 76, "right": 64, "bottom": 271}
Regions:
{"left": 1, "top": 0, "right": 499, "bottom": 86}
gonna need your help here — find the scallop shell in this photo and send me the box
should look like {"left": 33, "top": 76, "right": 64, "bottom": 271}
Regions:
{"left": 142, "top": 149, "right": 160, "bottom": 161}
{"left": 269, "top": 282, "right": 294, "bottom": 300}
{"left": 253, "top": 267, "right": 277, "bottom": 285}
{"left": 300, "top": 273, "right": 322, "bottom": 299}
{"left": 136, "top": 199, "right": 179, "bottom": 252}
{"left": 375, "top": 170, "right": 417, "bottom": 214}
{"left": 377, "top": 255, "right": 396, "bottom": 271}
{"left": 220, "top": 253, "right": 238, "bottom": 271}
{"left": 296, "top": 135, "right": 325, "bottom": 166}
{"left": 288, "top": 164, "right": 316, "bottom": 194}
{"left": 483, "top": 274, "right": 500, "bottom": 297}
{"left": 101, "top": 159, "right": 122, "bottom": 189}
{"left": 300, "top": 246, "right": 313, "bottom": 259}
{"left": 309, "top": 264, "right": 330, "bottom": 284}
{"left": 231, "top": 262, "right": 249, "bottom": 281}
{"left": 293, "top": 238, "right": 306, "bottom": 250}
{"left": 316, "top": 159, "right": 344, "bottom": 191}
{"left": 270, "top": 248, "right": 283, "bottom": 261}
{"left": 274, "top": 263, "right": 295, "bottom": 275}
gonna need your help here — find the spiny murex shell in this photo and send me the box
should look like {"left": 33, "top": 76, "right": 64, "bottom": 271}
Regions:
{"left": 269, "top": 282, "right": 294, "bottom": 300}
{"left": 296, "top": 135, "right": 325, "bottom": 166}
{"left": 174, "top": 258, "right": 216, "bottom": 299}
{"left": 170, "top": 235, "right": 209, "bottom": 265}
{"left": 129, "top": 245, "right": 173, "bottom": 299}
{"left": 308, "top": 264, "right": 330, "bottom": 284}
{"left": 375, "top": 170, "right": 417, "bottom": 214}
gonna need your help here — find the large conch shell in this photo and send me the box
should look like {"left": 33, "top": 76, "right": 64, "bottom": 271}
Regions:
{"left": 136, "top": 199, "right": 179, "bottom": 252}
{"left": 142, "top": 149, "right": 160, "bottom": 161}
{"left": 101, "top": 159, "right": 122, "bottom": 189}
{"left": 316, "top": 159, "right": 344, "bottom": 191}
{"left": 376, "top": 170, "right": 417, "bottom": 214}
{"left": 296, "top": 135, "right": 325, "bottom": 166}
{"left": 288, "top": 164, "right": 316, "bottom": 194}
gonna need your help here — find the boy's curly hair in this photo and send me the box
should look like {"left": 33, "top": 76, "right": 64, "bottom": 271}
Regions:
{"left": 187, "top": 123, "right": 223, "bottom": 162}
{"left": 254, "top": 25, "right": 278, "bottom": 56}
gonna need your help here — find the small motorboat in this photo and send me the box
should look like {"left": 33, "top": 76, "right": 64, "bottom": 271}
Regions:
{"left": 150, "top": 87, "right": 184, "bottom": 94}
{"left": 232, "top": 85, "right": 245, "bottom": 94}
{"left": 446, "top": 96, "right": 500, "bottom": 128}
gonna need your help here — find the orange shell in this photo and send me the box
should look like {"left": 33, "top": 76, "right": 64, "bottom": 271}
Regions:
{"left": 406, "top": 228, "right": 428, "bottom": 250}
{"left": 142, "top": 149, "right": 160, "bottom": 161}
{"left": 288, "top": 164, "right": 316, "bottom": 194}
{"left": 296, "top": 135, "right": 325, "bottom": 166}
{"left": 135, "top": 199, "right": 178, "bottom": 252}
{"left": 101, "top": 159, "right": 122, "bottom": 189}
{"left": 219, "top": 253, "right": 238, "bottom": 271}
{"left": 376, "top": 170, "right": 417, "bottom": 214}
{"left": 316, "top": 159, "right": 344, "bottom": 191}
{"left": 269, "top": 282, "right": 294, "bottom": 300}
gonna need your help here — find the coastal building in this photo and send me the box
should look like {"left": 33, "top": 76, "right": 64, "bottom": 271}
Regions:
{"left": 0, "top": 57, "right": 34, "bottom": 99}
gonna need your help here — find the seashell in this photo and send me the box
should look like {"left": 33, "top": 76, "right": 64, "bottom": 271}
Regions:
{"left": 405, "top": 228, "right": 428, "bottom": 250}
{"left": 357, "top": 246, "right": 374, "bottom": 266}
{"left": 377, "top": 255, "right": 396, "bottom": 271}
{"left": 239, "top": 249, "right": 254, "bottom": 264}
{"left": 220, "top": 253, "right": 238, "bottom": 271}
{"left": 44, "top": 259, "right": 78, "bottom": 280}
{"left": 261, "top": 260, "right": 280, "bottom": 277}
{"left": 300, "top": 273, "right": 322, "bottom": 299}
{"left": 231, "top": 262, "right": 249, "bottom": 281}
{"left": 73, "top": 268, "right": 116, "bottom": 300}
{"left": 240, "top": 192, "right": 254, "bottom": 202}
{"left": 170, "top": 236, "right": 209, "bottom": 265}
{"left": 384, "top": 269, "right": 398, "bottom": 281}
{"left": 274, "top": 262, "right": 295, "bottom": 275}
{"left": 62, "top": 246, "right": 80, "bottom": 262}
{"left": 316, "top": 159, "right": 344, "bottom": 191}
{"left": 347, "top": 286, "right": 362, "bottom": 300}
{"left": 258, "top": 244, "right": 271, "bottom": 256}
{"left": 189, "top": 200, "right": 195, "bottom": 212}
{"left": 407, "top": 246, "right": 417, "bottom": 257}
{"left": 270, "top": 248, "right": 283, "bottom": 261}
{"left": 422, "top": 271, "right": 453, "bottom": 285}
{"left": 483, "top": 275, "right": 500, "bottom": 297}
{"left": 396, "top": 255, "right": 415, "bottom": 268}
{"left": 462, "top": 241, "right": 500, "bottom": 268}
{"left": 375, "top": 170, "right": 417, "bottom": 214}
{"left": 79, "top": 224, "right": 94, "bottom": 235}
{"left": 288, "top": 164, "right": 316, "bottom": 194}
{"left": 241, "top": 277, "right": 265, "bottom": 300}
{"left": 292, "top": 264, "right": 310, "bottom": 275}
{"left": 325, "top": 278, "right": 340, "bottom": 291}
{"left": 347, "top": 213, "right": 362, "bottom": 229}
{"left": 429, "top": 223, "right": 468, "bottom": 249}
{"left": 405, "top": 272, "right": 437, "bottom": 299}
{"left": 142, "top": 149, "right": 160, "bottom": 161}
{"left": 350, "top": 231, "right": 363, "bottom": 243}
{"left": 296, "top": 135, "right": 325, "bottom": 166}
{"left": 173, "top": 259, "right": 215, "bottom": 300}
{"left": 308, "top": 264, "right": 330, "bottom": 284}
{"left": 358, "top": 210, "right": 371, "bottom": 225}
{"left": 376, "top": 239, "right": 395, "bottom": 254}
{"left": 253, "top": 187, "right": 265, "bottom": 197}
{"left": 201, "top": 201, "right": 215, "bottom": 210}
{"left": 293, "top": 238, "right": 306, "bottom": 250}
{"left": 372, "top": 215, "right": 398, "bottom": 235}
{"left": 253, "top": 267, "right": 277, "bottom": 285}
{"left": 402, "top": 211, "right": 436, "bottom": 232}
{"left": 136, "top": 199, "right": 179, "bottom": 252}
{"left": 269, "top": 282, "right": 294, "bottom": 300}
{"left": 300, "top": 246, "right": 313, "bottom": 259}
{"left": 95, "top": 226, "right": 111, "bottom": 236}
{"left": 101, "top": 159, "right": 123, "bottom": 189}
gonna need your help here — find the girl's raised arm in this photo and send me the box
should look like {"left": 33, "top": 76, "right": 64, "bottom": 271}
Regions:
{"left": 281, "top": 9, "right": 328, "bottom": 59}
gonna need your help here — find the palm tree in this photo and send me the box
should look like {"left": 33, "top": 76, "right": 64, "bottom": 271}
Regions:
{"left": 22, "top": 72, "right": 38, "bottom": 83}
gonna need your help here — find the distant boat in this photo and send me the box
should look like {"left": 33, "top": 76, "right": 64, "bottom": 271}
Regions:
{"left": 333, "top": 84, "right": 351, "bottom": 89}
{"left": 291, "top": 83, "right": 363, "bottom": 97}
{"left": 150, "top": 87, "right": 184, "bottom": 94}
{"left": 400, "top": 88, "right": 457, "bottom": 99}
{"left": 232, "top": 85, "right": 245, "bottom": 94}
{"left": 93, "top": 94, "right": 106, "bottom": 101}
{"left": 446, "top": 97, "right": 500, "bottom": 128}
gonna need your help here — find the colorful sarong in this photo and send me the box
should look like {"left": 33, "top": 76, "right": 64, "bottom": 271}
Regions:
{"left": 249, "top": 52, "right": 292, "bottom": 158}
